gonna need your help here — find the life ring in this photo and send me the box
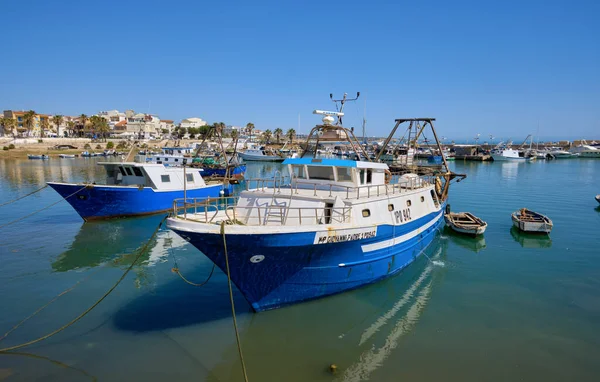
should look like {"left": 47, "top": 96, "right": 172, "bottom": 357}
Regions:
{"left": 384, "top": 170, "right": 392, "bottom": 184}
{"left": 435, "top": 177, "right": 443, "bottom": 197}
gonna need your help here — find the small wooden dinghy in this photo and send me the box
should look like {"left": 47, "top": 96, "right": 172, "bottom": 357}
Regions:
{"left": 511, "top": 208, "right": 553, "bottom": 234}
{"left": 444, "top": 212, "right": 487, "bottom": 236}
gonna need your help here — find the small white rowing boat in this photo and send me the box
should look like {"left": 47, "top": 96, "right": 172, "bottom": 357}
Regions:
{"left": 59, "top": 154, "right": 76, "bottom": 158}
{"left": 511, "top": 208, "right": 553, "bottom": 234}
{"left": 444, "top": 211, "right": 487, "bottom": 236}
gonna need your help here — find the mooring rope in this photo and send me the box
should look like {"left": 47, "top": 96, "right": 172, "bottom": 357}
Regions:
{"left": 0, "top": 269, "right": 98, "bottom": 342}
{"left": 168, "top": 231, "right": 217, "bottom": 287}
{"left": 0, "top": 185, "right": 49, "bottom": 208}
{"left": 0, "top": 185, "right": 89, "bottom": 230}
{"left": 221, "top": 221, "right": 249, "bottom": 382}
{"left": 0, "top": 216, "right": 167, "bottom": 353}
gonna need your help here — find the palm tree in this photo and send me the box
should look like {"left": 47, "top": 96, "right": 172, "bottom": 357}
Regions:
{"left": 286, "top": 128, "right": 296, "bottom": 143}
{"left": 52, "top": 115, "right": 64, "bottom": 137}
{"left": 79, "top": 114, "right": 88, "bottom": 137}
{"left": 246, "top": 122, "right": 255, "bottom": 141}
{"left": 23, "top": 110, "right": 36, "bottom": 137}
{"left": 40, "top": 117, "right": 49, "bottom": 138}
{"left": 91, "top": 116, "right": 110, "bottom": 141}
{"left": 274, "top": 128, "right": 283, "bottom": 145}
{"left": 0, "top": 117, "right": 13, "bottom": 137}
{"left": 230, "top": 128, "right": 239, "bottom": 141}
{"left": 263, "top": 129, "right": 272, "bottom": 144}
{"left": 67, "top": 121, "right": 76, "bottom": 137}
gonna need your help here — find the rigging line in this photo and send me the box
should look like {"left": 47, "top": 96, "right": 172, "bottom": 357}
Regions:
{"left": 220, "top": 221, "right": 250, "bottom": 382}
{"left": 0, "top": 185, "right": 49, "bottom": 208}
{"left": 0, "top": 184, "right": 89, "bottom": 230}
{"left": 0, "top": 216, "right": 167, "bottom": 353}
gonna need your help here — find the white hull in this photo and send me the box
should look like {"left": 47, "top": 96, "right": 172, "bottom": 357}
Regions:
{"left": 580, "top": 151, "right": 600, "bottom": 158}
{"left": 491, "top": 154, "right": 532, "bottom": 161}
{"left": 239, "top": 152, "right": 285, "bottom": 162}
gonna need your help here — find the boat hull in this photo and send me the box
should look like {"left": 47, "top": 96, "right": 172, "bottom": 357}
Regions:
{"left": 47, "top": 182, "right": 224, "bottom": 221}
{"left": 168, "top": 208, "right": 444, "bottom": 312}
{"left": 491, "top": 154, "right": 533, "bottom": 161}
{"left": 511, "top": 213, "right": 553, "bottom": 234}
{"left": 239, "top": 153, "right": 285, "bottom": 162}
{"left": 199, "top": 164, "right": 246, "bottom": 177}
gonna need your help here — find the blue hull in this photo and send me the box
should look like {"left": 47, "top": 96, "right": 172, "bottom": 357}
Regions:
{"left": 47, "top": 183, "right": 224, "bottom": 221}
{"left": 172, "top": 208, "right": 444, "bottom": 311}
{"left": 200, "top": 164, "right": 246, "bottom": 177}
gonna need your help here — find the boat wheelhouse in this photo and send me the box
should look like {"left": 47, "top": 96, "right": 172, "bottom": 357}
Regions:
{"left": 239, "top": 144, "right": 285, "bottom": 162}
{"left": 166, "top": 93, "right": 465, "bottom": 312}
{"left": 48, "top": 161, "right": 225, "bottom": 221}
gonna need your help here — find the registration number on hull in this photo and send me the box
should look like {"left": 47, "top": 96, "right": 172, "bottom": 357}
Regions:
{"left": 314, "top": 227, "right": 377, "bottom": 245}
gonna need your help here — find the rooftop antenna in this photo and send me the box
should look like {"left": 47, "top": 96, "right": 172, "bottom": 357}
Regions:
{"left": 330, "top": 92, "right": 360, "bottom": 125}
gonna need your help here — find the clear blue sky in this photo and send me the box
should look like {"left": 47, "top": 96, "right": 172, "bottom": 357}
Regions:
{"left": 1, "top": 0, "right": 598, "bottom": 141}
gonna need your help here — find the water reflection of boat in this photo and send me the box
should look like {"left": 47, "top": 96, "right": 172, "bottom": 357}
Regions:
{"left": 509, "top": 226, "right": 552, "bottom": 248}
{"left": 443, "top": 226, "right": 486, "bottom": 253}
{"left": 52, "top": 215, "right": 179, "bottom": 272}
{"left": 204, "top": 239, "right": 447, "bottom": 381}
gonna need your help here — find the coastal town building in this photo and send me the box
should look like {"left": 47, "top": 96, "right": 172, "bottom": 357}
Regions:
{"left": 159, "top": 119, "right": 175, "bottom": 135}
{"left": 125, "top": 113, "right": 161, "bottom": 138}
{"left": 3, "top": 110, "right": 50, "bottom": 137}
{"left": 97, "top": 110, "right": 127, "bottom": 129}
{"left": 180, "top": 117, "right": 207, "bottom": 129}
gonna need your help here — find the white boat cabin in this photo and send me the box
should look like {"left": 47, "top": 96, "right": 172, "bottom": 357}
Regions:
{"left": 98, "top": 162, "right": 207, "bottom": 190}
{"left": 287, "top": 158, "right": 389, "bottom": 189}
{"left": 145, "top": 147, "right": 194, "bottom": 166}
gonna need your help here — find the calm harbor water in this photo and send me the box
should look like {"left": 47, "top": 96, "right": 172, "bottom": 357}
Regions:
{"left": 0, "top": 157, "right": 599, "bottom": 381}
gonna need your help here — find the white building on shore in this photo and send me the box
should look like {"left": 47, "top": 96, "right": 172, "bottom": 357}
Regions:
{"left": 180, "top": 117, "right": 207, "bottom": 129}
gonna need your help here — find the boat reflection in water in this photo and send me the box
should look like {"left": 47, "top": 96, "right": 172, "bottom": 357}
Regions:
{"left": 509, "top": 226, "right": 552, "bottom": 248}
{"left": 52, "top": 214, "right": 185, "bottom": 273}
{"left": 443, "top": 226, "right": 487, "bottom": 253}
{"left": 206, "top": 238, "right": 448, "bottom": 382}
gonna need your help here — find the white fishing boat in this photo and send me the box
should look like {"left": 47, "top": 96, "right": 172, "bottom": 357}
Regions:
{"left": 444, "top": 210, "right": 487, "bottom": 236}
{"left": 239, "top": 144, "right": 285, "bottom": 162}
{"left": 511, "top": 208, "right": 553, "bottom": 234}
{"left": 166, "top": 93, "right": 466, "bottom": 312}
{"left": 569, "top": 141, "right": 600, "bottom": 158}
{"left": 490, "top": 141, "right": 534, "bottom": 161}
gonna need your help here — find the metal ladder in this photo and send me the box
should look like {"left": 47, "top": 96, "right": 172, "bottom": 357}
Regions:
{"left": 264, "top": 171, "right": 286, "bottom": 224}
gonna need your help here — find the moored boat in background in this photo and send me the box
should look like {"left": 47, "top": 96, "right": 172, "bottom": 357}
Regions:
{"left": 27, "top": 154, "right": 48, "bottom": 160}
{"left": 444, "top": 210, "right": 487, "bottom": 236}
{"left": 511, "top": 208, "right": 553, "bottom": 234}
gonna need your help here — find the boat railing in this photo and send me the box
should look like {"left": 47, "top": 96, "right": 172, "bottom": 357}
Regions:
{"left": 171, "top": 196, "right": 352, "bottom": 226}
{"left": 243, "top": 174, "right": 433, "bottom": 200}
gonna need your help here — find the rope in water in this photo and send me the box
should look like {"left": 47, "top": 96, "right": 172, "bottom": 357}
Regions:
{"left": 0, "top": 269, "right": 98, "bottom": 342}
{"left": 0, "top": 185, "right": 49, "bottom": 208}
{"left": 0, "top": 216, "right": 167, "bottom": 353}
{"left": 0, "top": 184, "right": 89, "bottom": 230}
{"left": 221, "top": 221, "right": 250, "bottom": 382}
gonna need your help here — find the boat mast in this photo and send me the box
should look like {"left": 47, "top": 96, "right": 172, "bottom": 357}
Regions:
{"left": 330, "top": 92, "right": 360, "bottom": 126}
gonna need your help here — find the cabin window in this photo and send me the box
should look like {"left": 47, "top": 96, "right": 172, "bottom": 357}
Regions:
{"left": 125, "top": 167, "right": 133, "bottom": 176}
{"left": 420, "top": 196, "right": 425, "bottom": 202}
{"left": 174, "top": 158, "right": 179, "bottom": 162}
{"left": 336, "top": 167, "right": 353, "bottom": 182}
{"left": 118, "top": 166, "right": 126, "bottom": 176}
{"left": 359, "top": 169, "right": 366, "bottom": 184}
{"left": 291, "top": 165, "right": 307, "bottom": 179}
{"left": 308, "top": 166, "right": 334, "bottom": 180}
{"left": 407, "top": 200, "right": 412, "bottom": 207}
{"left": 362, "top": 209, "right": 371, "bottom": 217}
{"left": 186, "top": 174, "right": 194, "bottom": 182}
{"left": 132, "top": 167, "right": 143, "bottom": 177}
{"left": 388, "top": 204, "right": 394, "bottom": 211}
{"left": 161, "top": 175, "right": 171, "bottom": 183}
{"left": 324, "top": 203, "right": 333, "bottom": 224}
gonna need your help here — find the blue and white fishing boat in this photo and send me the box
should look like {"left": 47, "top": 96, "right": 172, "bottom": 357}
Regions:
{"left": 167, "top": 94, "right": 465, "bottom": 311}
{"left": 48, "top": 161, "right": 227, "bottom": 221}
{"left": 27, "top": 154, "right": 49, "bottom": 160}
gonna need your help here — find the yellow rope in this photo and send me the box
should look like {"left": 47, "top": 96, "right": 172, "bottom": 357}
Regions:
{"left": 221, "top": 221, "right": 249, "bottom": 382}
{"left": 0, "top": 217, "right": 166, "bottom": 353}
{"left": 171, "top": 265, "right": 216, "bottom": 287}
{"left": 0, "top": 184, "right": 88, "bottom": 230}
{"left": 0, "top": 185, "right": 49, "bottom": 208}
{"left": 0, "top": 351, "right": 97, "bottom": 381}
{"left": 0, "top": 270, "right": 97, "bottom": 342}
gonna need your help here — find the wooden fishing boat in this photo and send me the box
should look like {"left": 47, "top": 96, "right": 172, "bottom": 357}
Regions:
{"left": 511, "top": 208, "right": 553, "bottom": 234}
{"left": 444, "top": 211, "right": 487, "bottom": 236}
